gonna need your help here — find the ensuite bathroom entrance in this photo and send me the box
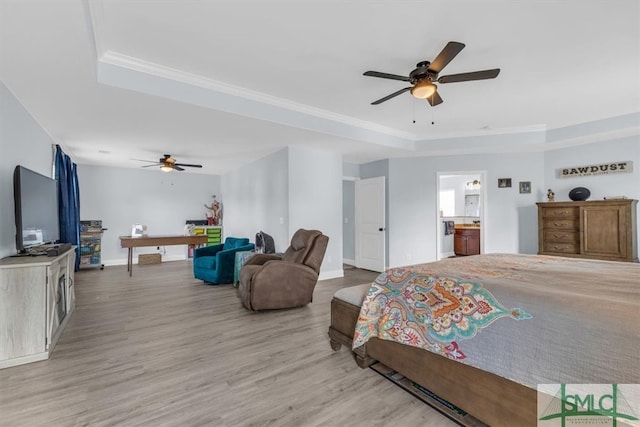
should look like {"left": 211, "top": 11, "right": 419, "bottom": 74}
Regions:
{"left": 436, "top": 171, "right": 487, "bottom": 260}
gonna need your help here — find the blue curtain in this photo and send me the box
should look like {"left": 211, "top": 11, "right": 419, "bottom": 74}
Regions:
{"left": 55, "top": 145, "right": 81, "bottom": 271}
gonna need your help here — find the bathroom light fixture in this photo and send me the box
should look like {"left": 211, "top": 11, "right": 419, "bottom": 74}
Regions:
{"left": 465, "top": 180, "right": 481, "bottom": 190}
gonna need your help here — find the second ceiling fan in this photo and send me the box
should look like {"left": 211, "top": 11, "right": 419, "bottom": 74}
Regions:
{"left": 136, "top": 154, "right": 202, "bottom": 172}
{"left": 364, "top": 41, "right": 500, "bottom": 106}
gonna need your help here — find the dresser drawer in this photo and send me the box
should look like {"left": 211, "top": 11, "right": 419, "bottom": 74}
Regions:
{"left": 544, "top": 219, "right": 578, "bottom": 230}
{"left": 542, "top": 207, "right": 578, "bottom": 219}
{"left": 543, "top": 230, "right": 579, "bottom": 243}
{"left": 543, "top": 242, "right": 579, "bottom": 254}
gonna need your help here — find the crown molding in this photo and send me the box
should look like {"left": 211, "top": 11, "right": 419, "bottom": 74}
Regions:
{"left": 543, "top": 125, "right": 640, "bottom": 151}
{"left": 96, "top": 52, "right": 640, "bottom": 158}
{"left": 101, "top": 48, "right": 554, "bottom": 145}
{"left": 83, "top": 0, "right": 639, "bottom": 158}
{"left": 99, "top": 50, "right": 417, "bottom": 144}
{"left": 407, "top": 124, "right": 640, "bottom": 158}
{"left": 86, "top": 0, "right": 415, "bottom": 148}
{"left": 417, "top": 123, "right": 548, "bottom": 141}
{"left": 85, "top": 0, "right": 104, "bottom": 58}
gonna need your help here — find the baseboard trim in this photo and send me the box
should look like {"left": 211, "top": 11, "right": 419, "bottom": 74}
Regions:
{"left": 100, "top": 259, "right": 344, "bottom": 280}
{"left": 0, "top": 352, "right": 48, "bottom": 370}
{"left": 343, "top": 258, "right": 356, "bottom": 266}
{"left": 102, "top": 254, "right": 187, "bottom": 267}
{"left": 319, "top": 269, "right": 344, "bottom": 281}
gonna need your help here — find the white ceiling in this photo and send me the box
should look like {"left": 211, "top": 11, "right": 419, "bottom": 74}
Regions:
{"left": 1, "top": 0, "right": 639, "bottom": 175}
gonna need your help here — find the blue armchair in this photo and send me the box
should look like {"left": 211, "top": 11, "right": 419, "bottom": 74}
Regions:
{"left": 193, "top": 237, "right": 254, "bottom": 284}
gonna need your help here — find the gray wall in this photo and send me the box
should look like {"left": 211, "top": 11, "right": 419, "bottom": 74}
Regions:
{"left": 342, "top": 161, "right": 360, "bottom": 178}
{"left": 288, "top": 146, "right": 343, "bottom": 276}
{"left": 0, "top": 81, "right": 56, "bottom": 258}
{"left": 220, "top": 148, "right": 290, "bottom": 252}
{"left": 221, "top": 146, "right": 344, "bottom": 278}
{"left": 342, "top": 161, "right": 359, "bottom": 264}
{"left": 544, "top": 138, "right": 640, "bottom": 202}
{"left": 544, "top": 138, "right": 640, "bottom": 246}
{"left": 78, "top": 164, "right": 220, "bottom": 264}
{"left": 388, "top": 151, "right": 544, "bottom": 267}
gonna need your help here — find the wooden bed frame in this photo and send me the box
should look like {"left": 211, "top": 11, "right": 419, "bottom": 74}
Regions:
{"left": 328, "top": 296, "right": 538, "bottom": 427}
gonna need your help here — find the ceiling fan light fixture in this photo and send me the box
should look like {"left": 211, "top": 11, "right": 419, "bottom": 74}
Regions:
{"left": 160, "top": 165, "right": 173, "bottom": 172}
{"left": 411, "top": 80, "right": 437, "bottom": 99}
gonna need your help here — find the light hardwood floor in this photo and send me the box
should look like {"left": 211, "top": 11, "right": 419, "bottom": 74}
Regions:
{"left": 0, "top": 261, "right": 455, "bottom": 426}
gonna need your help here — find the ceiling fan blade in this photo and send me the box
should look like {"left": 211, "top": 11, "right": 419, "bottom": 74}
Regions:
{"left": 363, "top": 71, "right": 410, "bottom": 82}
{"left": 132, "top": 158, "right": 161, "bottom": 163}
{"left": 174, "top": 163, "right": 202, "bottom": 168}
{"left": 173, "top": 165, "right": 185, "bottom": 171}
{"left": 141, "top": 163, "right": 162, "bottom": 168}
{"left": 426, "top": 90, "right": 443, "bottom": 107}
{"left": 428, "top": 41, "right": 465, "bottom": 74}
{"left": 438, "top": 68, "right": 500, "bottom": 84}
{"left": 371, "top": 87, "right": 412, "bottom": 105}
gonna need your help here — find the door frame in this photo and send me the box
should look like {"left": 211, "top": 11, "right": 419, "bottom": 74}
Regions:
{"left": 435, "top": 171, "right": 487, "bottom": 260}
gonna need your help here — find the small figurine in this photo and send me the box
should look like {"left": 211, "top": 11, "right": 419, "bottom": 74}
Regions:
{"left": 547, "top": 189, "right": 555, "bottom": 202}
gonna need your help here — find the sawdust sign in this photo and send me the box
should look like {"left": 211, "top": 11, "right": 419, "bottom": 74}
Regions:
{"left": 557, "top": 161, "right": 633, "bottom": 178}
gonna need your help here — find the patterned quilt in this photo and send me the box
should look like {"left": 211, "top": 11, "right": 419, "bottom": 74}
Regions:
{"left": 351, "top": 254, "right": 640, "bottom": 388}
{"left": 352, "top": 270, "right": 531, "bottom": 360}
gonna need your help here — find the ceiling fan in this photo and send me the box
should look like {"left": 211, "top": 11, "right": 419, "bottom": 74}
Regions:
{"left": 364, "top": 41, "right": 500, "bottom": 107}
{"left": 134, "top": 154, "right": 202, "bottom": 172}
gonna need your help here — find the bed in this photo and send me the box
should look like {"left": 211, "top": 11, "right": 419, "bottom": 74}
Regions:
{"left": 328, "top": 254, "right": 640, "bottom": 426}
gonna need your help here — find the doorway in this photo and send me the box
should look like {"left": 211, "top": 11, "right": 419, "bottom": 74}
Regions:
{"left": 436, "top": 171, "right": 487, "bottom": 260}
{"left": 355, "top": 176, "right": 386, "bottom": 272}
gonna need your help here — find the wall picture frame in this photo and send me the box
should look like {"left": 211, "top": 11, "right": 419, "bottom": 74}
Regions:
{"left": 498, "top": 178, "right": 512, "bottom": 188}
{"left": 519, "top": 181, "right": 531, "bottom": 194}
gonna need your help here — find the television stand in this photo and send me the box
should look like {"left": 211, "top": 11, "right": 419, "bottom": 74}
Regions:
{"left": 13, "top": 243, "right": 73, "bottom": 258}
{"left": 0, "top": 247, "right": 76, "bottom": 369}
{"left": 9, "top": 252, "right": 36, "bottom": 258}
{"left": 43, "top": 243, "right": 72, "bottom": 257}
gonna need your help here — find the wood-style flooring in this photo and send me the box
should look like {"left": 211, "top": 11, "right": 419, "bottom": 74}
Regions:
{"left": 0, "top": 261, "right": 456, "bottom": 426}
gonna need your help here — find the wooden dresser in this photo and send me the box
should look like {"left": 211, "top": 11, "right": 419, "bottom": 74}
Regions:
{"left": 537, "top": 199, "right": 638, "bottom": 262}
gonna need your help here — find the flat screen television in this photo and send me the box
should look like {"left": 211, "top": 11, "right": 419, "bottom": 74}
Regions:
{"left": 13, "top": 165, "right": 60, "bottom": 254}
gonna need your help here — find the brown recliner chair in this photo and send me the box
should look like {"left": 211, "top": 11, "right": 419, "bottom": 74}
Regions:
{"left": 238, "top": 229, "right": 329, "bottom": 311}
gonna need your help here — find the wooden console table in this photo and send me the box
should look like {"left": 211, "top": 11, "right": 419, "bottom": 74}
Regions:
{"left": 119, "top": 235, "right": 208, "bottom": 276}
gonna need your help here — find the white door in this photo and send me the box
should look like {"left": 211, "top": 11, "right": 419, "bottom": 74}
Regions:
{"left": 355, "top": 176, "right": 386, "bottom": 272}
